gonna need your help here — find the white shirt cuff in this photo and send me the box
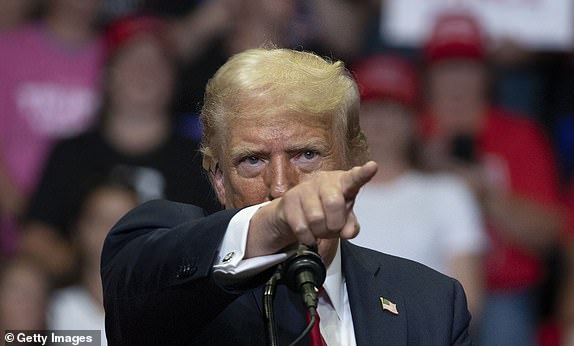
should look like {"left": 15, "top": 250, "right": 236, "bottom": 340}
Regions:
{"left": 213, "top": 202, "right": 289, "bottom": 282}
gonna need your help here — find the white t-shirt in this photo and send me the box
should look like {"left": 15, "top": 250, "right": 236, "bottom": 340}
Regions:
{"left": 47, "top": 286, "right": 106, "bottom": 345}
{"left": 353, "top": 171, "right": 486, "bottom": 275}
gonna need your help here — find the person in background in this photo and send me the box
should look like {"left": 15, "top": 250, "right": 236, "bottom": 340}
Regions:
{"left": 0, "top": 256, "right": 49, "bottom": 333}
{"left": 48, "top": 180, "right": 139, "bottom": 345}
{"left": 0, "top": 0, "right": 37, "bottom": 33}
{"left": 166, "top": 0, "right": 372, "bottom": 137}
{"left": 0, "top": 0, "right": 103, "bottom": 256}
{"left": 351, "top": 54, "right": 486, "bottom": 321}
{"left": 420, "top": 11, "right": 563, "bottom": 346}
{"left": 22, "top": 15, "right": 220, "bottom": 282}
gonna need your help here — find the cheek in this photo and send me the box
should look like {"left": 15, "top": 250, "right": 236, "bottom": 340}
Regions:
{"left": 226, "top": 176, "right": 269, "bottom": 207}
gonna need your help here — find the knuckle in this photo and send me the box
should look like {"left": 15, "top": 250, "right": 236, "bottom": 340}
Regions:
{"left": 323, "top": 194, "right": 344, "bottom": 211}
{"left": 291, "top": 223, "right": 309, "bottom": 236}
{"left": 306, "top": 210, "right": 324, "bottom": 226}
{"left": 326, "top": 216, "right": 345, "bottom": 231}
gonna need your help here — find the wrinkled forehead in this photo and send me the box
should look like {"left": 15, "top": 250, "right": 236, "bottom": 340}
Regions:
{"left": 219, "top": 88, "right": 333, "bottom": 129}
{"left": 224, "top": 109, "right": 334, "bottom": 145}
{"left": 218, "top": 109, "right": 339, "bottom": 155}
{"left": 228, "top": 108, "right": 333, "bottom": 130}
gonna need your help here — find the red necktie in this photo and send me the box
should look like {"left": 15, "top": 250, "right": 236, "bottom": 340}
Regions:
{"left": 306, "top": 293, "right": 327, "bottom": 346}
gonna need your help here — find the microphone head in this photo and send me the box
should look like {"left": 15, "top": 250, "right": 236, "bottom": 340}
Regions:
{"left": 282, "top": 245, "right": 326, "bottom": 293}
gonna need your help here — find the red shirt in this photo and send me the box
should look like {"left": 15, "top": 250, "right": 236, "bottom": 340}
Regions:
{"left": 422, "top": 107, "right": 561, "bottom": 289}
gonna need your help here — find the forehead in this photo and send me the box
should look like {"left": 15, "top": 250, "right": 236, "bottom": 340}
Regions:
{"left": 231, "top": 111, "right": 330, "bottom": 136}
{"left": 429, "top": 59, "right": 484, "bottom": 76}
{"left": 224, "top": 112, "right": 335, "bottom": 153}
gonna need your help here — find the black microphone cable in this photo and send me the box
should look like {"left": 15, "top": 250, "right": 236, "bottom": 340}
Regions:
{"left": 264, "top": 265, "right": 282, "bottom": 346}
{"left": 263, "top": 244, "right": 326, "bottom": 346}
{"left": 287, "top": 306, "right": 317, "bottom": 346}
{"left": 283, "top": 245, "right": 326, "bottom": 346}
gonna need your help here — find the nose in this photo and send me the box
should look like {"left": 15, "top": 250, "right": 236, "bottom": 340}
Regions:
{"left": 266, "top": 157, "right": 297, "bottom": 200}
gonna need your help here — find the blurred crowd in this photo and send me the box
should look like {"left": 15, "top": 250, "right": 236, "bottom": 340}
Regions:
{"left": 0, "top": 0, "right": 573, "bottom": 345}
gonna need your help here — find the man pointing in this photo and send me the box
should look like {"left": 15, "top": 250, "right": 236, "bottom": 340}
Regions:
{"left": 101, "top": 47, "right": 472, "bottom": 345}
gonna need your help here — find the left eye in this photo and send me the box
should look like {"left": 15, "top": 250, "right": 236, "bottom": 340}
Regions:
{"left": 245, "top": 156, "right": 260, "bottom": 165}
{"left": 302, "top": 151, "right": 317, "bottom": 160}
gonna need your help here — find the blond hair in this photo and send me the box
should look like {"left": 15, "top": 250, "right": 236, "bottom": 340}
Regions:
{"left": 200, "top": 47, "right": 368, "bottom": 171}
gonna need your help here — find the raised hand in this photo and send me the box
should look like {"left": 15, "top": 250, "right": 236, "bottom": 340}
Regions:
{"left": 246, "top": 161, "right": 378, "bottom": 258}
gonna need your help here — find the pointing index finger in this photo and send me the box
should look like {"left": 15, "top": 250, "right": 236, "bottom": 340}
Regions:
{"left": 341, "top": 161, "right": 378, "bottom": 200}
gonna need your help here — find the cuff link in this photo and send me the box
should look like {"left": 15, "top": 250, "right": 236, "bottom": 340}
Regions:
{"left": 222, "top": 251, "right": 235, "bottom": 263}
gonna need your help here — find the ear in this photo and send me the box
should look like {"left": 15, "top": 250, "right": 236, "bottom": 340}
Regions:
{"left": 210, "top": 163, "right": 226, "bottom": 207}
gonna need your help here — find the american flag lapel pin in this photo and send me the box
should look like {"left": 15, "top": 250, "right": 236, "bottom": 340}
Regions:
{"left": 380, "top": 297, "right": 399, "bottom": 315}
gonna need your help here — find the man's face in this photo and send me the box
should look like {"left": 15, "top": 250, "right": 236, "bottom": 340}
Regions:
{"left": 211, "top": 113, "right": 346, "bottom": 261}
{"left": 360, "top": 101, "right": 414, "bottom": 157}
{"left": 110, "top": 36, "right": 174, "bottom": 110}
{"left": 427, "top": 59, "right": 487, "bottom": 134}
{"left": 213, "top": 114, "right": 345, "bottom": 208}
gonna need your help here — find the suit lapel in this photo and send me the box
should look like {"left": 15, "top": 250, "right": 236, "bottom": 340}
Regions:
{"left": 342, "top": 241, "right": 408, "bottom": 346}
{"left": 248, "top": 242, "right": 409, "bottom": 345}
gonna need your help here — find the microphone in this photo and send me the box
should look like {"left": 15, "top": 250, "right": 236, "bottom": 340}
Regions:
{"left": 282, "top": 244, "right": 326, "bottom": 309}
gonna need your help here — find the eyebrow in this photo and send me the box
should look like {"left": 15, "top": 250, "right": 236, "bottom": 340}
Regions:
{"left": 229, "top": 148, "right": 263, "bottom": 164}
{"left": 285, "top": 140, "right": 330, "bottom": 154}
{"left": 229, "top": 138, "right": 331, "bottom": 162}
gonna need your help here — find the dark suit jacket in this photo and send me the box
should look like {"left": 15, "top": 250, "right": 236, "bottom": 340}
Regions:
{"left": 101, "top": 200, "right": 472, "bottom": 345}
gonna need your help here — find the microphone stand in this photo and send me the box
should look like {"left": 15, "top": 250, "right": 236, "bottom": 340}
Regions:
{"left": 263, "top": 245, "right": 326, "bottom": 346}
{"left": 264, "top": 266, "right": 282, "bottom": 346}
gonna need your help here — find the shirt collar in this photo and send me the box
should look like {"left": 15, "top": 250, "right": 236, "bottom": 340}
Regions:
{"left": 323, "top": 240, "right": 344, "bottom": 321}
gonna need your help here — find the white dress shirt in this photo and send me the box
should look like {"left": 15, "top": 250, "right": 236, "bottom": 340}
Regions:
{"left": 213, "top": 203, "right": 357, "bottom": 345}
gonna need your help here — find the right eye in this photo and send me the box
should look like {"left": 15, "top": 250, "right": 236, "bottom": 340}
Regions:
{"left": 236, "top": 155, "right": 265, "bottom": 177}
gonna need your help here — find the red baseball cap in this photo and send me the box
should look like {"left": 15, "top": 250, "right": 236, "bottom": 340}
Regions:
{"left": 424, "top": 12, "right": 486, "bottom": 63}
{"left": 353, "top": 55, "right": 418, "bottom": 107}
{"left": 104, "top": 15, "right": 171, "bottom": 59}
